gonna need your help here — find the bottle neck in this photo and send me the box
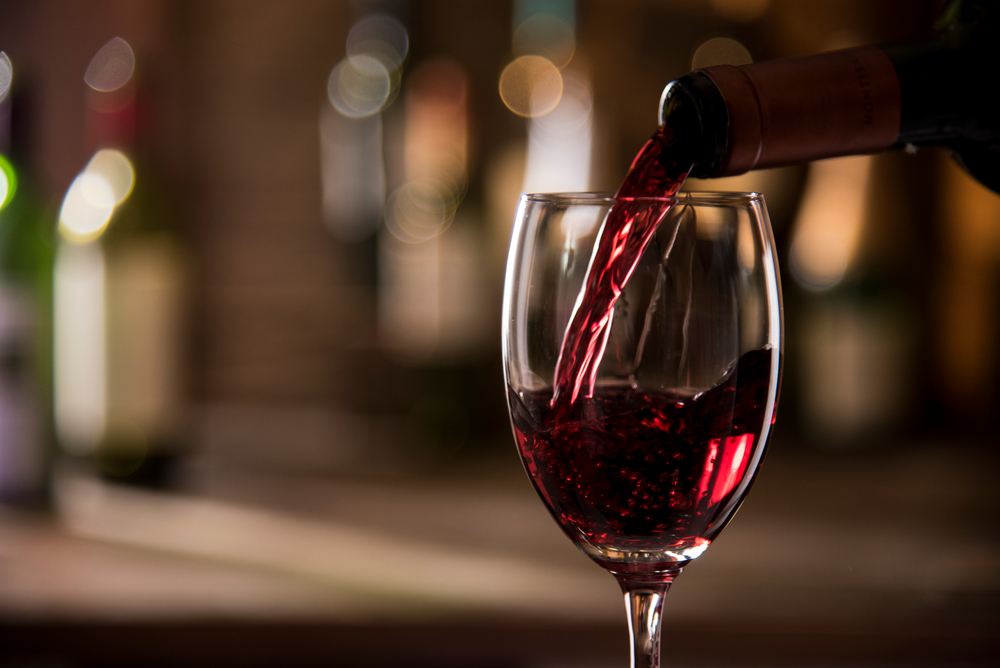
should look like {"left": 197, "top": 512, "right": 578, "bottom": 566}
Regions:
{"left": 662, "top": 4, "right": 1000, "bottom": 178}
{"left": 689, "top": 46, "right": 903, "bottom": 176}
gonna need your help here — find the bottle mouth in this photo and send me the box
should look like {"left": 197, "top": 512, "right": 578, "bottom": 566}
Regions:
{"left": 660, "top": 72, "right": 731, "bottom": 178}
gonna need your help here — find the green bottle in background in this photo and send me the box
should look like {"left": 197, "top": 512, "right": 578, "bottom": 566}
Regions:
{"left": 0, "top": 53, "right": 56, "bottom": 503}
{"left": 88, "top": 40, "right": 188, "bottom": 486}
{"left": 96, "top": 130, "right": 189, "bottom": 486}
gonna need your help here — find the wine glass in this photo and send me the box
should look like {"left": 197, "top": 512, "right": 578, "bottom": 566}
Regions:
{"left": 502, "top": 192, "right": 782, "bottom": 668}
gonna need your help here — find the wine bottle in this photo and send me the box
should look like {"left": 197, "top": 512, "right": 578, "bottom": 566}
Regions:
{"left": 78, "top": 39, "right": 188, "bottom": 486}
{"left": 98, "top": 147, "right": 188, "bottom": 486}
{"left": 657, "top": 0, "right": 1000, "bottom": 193}
{"left": 0, "top": 63, "right": 56, "bottom": 502}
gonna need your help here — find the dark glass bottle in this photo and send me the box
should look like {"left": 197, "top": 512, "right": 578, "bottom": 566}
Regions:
{"left": 81, "top": 43, "right": 188, "bottom": 487}
{"left": 658, "top": 0, "right": 1000, "bottom": 193}
{"left": 0, "top": 75, "right": 56, "bottom": 502}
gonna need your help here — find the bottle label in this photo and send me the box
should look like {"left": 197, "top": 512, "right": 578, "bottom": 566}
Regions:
{"left": 701, "top": 46, "right": 902, "bottom": 174}
{"left": 105, "top": 236, "right": 186, "bottom": 452}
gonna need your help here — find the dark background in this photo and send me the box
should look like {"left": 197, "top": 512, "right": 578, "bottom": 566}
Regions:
{"left": 0, "top": 0, "right": 997, "bottom": 665}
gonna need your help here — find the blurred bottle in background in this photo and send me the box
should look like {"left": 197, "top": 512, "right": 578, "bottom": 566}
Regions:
{"left": 786, "top": 153, "right": 920, "bottom": 449}
{"left": 54, "top": 38, "right": 188, "bottom": 486}
{"left": 0, "top": 52, "right": 56, "bottom": 502}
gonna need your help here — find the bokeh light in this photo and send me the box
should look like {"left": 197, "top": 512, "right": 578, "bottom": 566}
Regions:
{"left": 385, "top": 180, "right": 455, "bottom": 243}
{"left": 789, "top": 156, "right": 872, "bottom": 290}
{"left": 387, "top": 57, "right": 470, "bottom": 245}
{"left": 523, "top": 69, "right": 592, "bottom": 195}
{"left": 59, "top": 172, "right": 116, "bottom": 243}
{"left": 0, "top": 51, "right": 12, "bottom": 102}
{"left": 513, "top": 14, "right": 576, "bottom": 69}
{"left": 84, "top": 37, "right": 135, "bottom": 91}
{"left": 54, "top": 241, "right": 107, "bottom": 455}
{"left": 499, "top": 55, "right": 563, "bottom": 117}
{"left": 530, "top": 69, "right": 591, "bottom": 136}
{"left": 58, "top": 149, "right": 136, "bottom": 242}
{"left": 327, "top": 55, "right": 392, "bottom": 118}
{"left": 0, "top": 154, "right": 16, "bottom": 210}
{"left": 346, "top": 14, "right": 409, "bottom": 71}
{"left": 85, "top": 149, "right": 134, "bottom": 204}
{"left": 404, "top": 59, "right": 469, "bottom": 204}
{"left": 691, "top": 37, "right": 753, "bottom": 70}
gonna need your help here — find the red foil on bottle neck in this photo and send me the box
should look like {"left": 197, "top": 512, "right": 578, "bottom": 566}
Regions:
{"left": 700, "top": 46, "right": 902, "bottom": 175}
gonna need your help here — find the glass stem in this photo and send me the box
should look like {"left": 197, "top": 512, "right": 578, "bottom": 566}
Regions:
{"left": 617, "top": 574, "right": 677, "bottom": 668}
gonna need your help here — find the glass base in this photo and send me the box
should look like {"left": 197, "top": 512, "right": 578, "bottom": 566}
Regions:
{"left": 577, "top": 539, "right": 708, "bottom": 579}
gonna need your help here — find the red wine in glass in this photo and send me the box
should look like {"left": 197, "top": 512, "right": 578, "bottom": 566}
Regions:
{"left": 511, "top": 347, "right": 774, "bottom": 567}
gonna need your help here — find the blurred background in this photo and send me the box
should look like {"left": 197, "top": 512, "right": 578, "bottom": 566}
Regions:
{"left": 0, "top": 0, "right": 997, "bottom": 665}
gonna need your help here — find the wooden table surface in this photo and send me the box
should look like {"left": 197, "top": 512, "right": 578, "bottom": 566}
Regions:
{"left": 1, "top": 442, "right": 997, "bottom": 666}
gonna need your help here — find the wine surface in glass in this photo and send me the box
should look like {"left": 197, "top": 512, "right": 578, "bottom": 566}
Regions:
{"left": 511, "top": 347, "right": 774, "bottom": 565}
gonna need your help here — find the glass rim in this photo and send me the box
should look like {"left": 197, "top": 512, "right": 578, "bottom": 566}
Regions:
{"left": 521, "top": 191, "right": 765, "bottom": 206}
